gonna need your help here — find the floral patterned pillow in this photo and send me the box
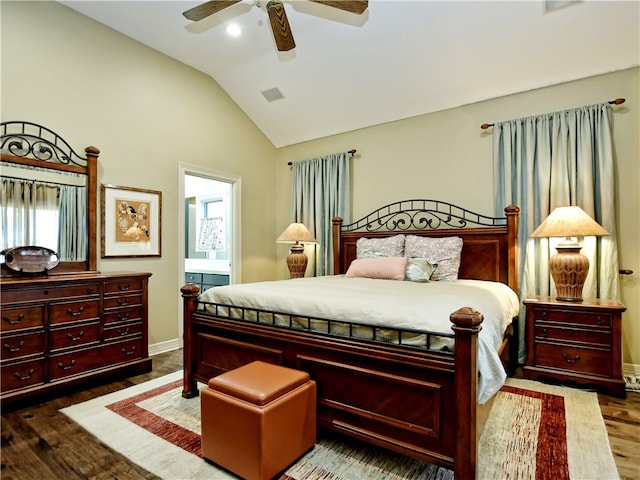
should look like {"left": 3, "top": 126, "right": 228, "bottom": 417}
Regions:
{"left": 356, "top": 234, "right": 405, "bottom": 258}
{"left": 404, "top": 235, "right": 463, "bottom": 281}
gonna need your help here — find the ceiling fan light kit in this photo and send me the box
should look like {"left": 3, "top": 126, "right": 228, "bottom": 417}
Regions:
{"left": 182, "top": 0, "right": 369, "bottom": 52}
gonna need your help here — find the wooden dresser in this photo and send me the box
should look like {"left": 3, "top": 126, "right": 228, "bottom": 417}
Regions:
{"left": 1, "top": 272, "right": 152, "bottom": 409}
{"left": 523, "top": 296, "right": 626, "bottom": 397}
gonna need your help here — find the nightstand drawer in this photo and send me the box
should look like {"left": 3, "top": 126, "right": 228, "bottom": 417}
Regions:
{"left": 534, "top": 308, "right": 611, "bottom": 328}
{"left": 534, "top": 342, "right": 611, "bottom": 377}
{"left": 534, "top": 325, "right": 611, "bottom": 347}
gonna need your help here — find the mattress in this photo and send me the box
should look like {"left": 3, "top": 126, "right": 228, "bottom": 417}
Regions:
{"left": 199, "top": 276, "right": 520, "bottom": 403}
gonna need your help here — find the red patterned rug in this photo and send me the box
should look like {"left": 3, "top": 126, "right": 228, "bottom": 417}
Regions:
{"left": 61, "top": 372, "right": 619, "bottom": 479}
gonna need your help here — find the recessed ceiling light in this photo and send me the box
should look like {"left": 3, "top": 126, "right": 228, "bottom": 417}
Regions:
{"left": 226, "top": 24, "right": 241, "bottom": 37}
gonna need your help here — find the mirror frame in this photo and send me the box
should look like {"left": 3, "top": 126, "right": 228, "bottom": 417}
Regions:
{"left": 0, "top": 121, "right": 99, "bottom": 275}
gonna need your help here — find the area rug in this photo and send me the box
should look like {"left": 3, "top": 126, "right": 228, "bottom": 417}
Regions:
{"left": 61, "top": 371, "right": 619, "bottom": 480}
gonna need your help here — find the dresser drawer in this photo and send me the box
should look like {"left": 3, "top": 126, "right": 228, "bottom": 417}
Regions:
{"left": 103, "top": 294, "right": 143, "bottom": 310}
{"left": 534, "top": 325, "right": 611, "bottom": 347}
{"left": 534, "top": 342, "right": 611, "bottom": 377}
{"left": 100, "top": 337, "right": 144, "bottom": 364}
{"left": 1, "top": 358, "right": 45, "bottom": 392}
{"left": 1, "top": 331, "right": 45, "bottom": 361}
{"left": 1, "top": 283, "right": 99, "bottom": 303}
{"left": 49, "top": 300, "right": 100, "bottom": 324}
{"left": 1, "top": 305, "right": 44, "bottom": 333}
{"left": 103, "top": 306, "right": 143, "bottom": 325}
{"left": 49, "top": 320, "right": 101, "bottom": 351}
{"left": 103, "top": 279, "right": 143, "bottom": 295}
{"left": 533, "top": 308, "right": 612, "bottom": 328}
{"left": 103, "top": 321, "right": 143, "bottom": 340}
{"left": 49, "top": 346, "right": 103, "bottom": 380}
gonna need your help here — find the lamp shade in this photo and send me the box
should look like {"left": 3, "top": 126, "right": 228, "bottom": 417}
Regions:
{"left": 530, "top": 206, "right": 609, "bottom": 239}
{"left": 276, "top": 223, "right": 317, "bottom": 244}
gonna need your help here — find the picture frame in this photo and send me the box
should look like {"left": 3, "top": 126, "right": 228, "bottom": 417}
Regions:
{"left": 101, "top": 184, "right": 162, "bottom": 258}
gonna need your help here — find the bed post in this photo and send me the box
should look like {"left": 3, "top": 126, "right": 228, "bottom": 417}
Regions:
{"left": 332, "top": 216, "right": 343, "bottom": 275}
{"left": 504, "top": 205, "right": 520, "bottom": 293}
{"left": 450, "top": 306, "right": 483, "bottom": 480}
{"left": 181, "top": 283, "right": 200, "bottom": 399}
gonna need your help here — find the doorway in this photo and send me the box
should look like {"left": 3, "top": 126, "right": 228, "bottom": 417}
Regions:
{"left": 177, "top": 164, "right": 241, "bottom": 346}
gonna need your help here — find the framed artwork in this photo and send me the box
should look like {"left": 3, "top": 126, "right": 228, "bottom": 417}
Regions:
{"left": 101, "top": 184, "right": 162, "bottom": 258}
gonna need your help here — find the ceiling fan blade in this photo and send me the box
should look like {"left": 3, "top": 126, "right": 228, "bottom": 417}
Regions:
{"left": 309, "top": 0, "right": 368, "bottom": 15}
{"left": 266, "top": 1, "right": 296, "bottom": 52}
{"left": 182, "top": 0, "right": 241, "bottom": 22}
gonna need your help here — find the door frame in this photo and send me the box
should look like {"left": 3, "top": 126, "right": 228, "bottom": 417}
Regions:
{"left": 177, "top": 163, "right": 242, "bottom": 346}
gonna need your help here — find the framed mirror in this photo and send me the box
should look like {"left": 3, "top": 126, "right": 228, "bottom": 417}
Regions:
{"left": 0, "top": 121, "right": 99, "bottom": 275}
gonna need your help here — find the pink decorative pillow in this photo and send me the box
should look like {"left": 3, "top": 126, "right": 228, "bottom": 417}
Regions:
{"left": 404, "top": 235, "right": 463, "bottom": 281}
{"left": 345, "top": 256, "right": 408, "bottom": 280}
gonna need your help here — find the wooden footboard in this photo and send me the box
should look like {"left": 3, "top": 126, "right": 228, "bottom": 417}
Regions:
{"left": 181, "top": 285, "right": 483, "bottom": 479}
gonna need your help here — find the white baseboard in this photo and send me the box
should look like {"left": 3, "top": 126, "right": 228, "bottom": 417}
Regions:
{"left": 623, "top": 363, "right": 640, "bottom": 392}
{"left": 149, "top": 338, "right": 181, "bottom": 356}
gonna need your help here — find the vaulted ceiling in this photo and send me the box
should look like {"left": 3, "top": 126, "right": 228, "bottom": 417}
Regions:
{"left": 59, "top": 1, "right": 639, "bottom": 147}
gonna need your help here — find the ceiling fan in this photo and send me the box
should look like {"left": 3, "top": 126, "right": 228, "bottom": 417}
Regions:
{"left": 182, "top": 0, "right": 369, "bottom": 52}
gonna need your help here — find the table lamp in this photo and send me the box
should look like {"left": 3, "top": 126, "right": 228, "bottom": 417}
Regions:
{"left": 276, "top": 223, "right": 317, "bottom": 278}
{"left": 530, "top": 206, "right": 609, "bottom": 302}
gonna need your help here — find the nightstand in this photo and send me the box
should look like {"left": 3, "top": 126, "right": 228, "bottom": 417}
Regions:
{"left": 523, "top": 296, "right": 626, "bottom": 398}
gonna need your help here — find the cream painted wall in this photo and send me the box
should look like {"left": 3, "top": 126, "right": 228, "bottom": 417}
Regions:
{"left": 1, "top": 1, "right": 279, "bottom": 346}
{"left": 275, "top": 68, "right": 640, "bottom": 368}
{"left": 2, "top": 2, "right": 638, "bottom": 368}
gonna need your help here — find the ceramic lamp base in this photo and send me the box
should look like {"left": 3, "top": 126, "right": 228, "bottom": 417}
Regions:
{"left": 550, "top": 245, "right": 589, "bottom": 302}
{"left": 287, "top": 244, "right": 308, "bottom": 278}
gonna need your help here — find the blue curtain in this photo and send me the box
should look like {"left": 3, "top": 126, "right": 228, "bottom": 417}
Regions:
{"left": 58, "top": 185, "right": 87, "bottom": 261}
{"left": 493, "top": 103, "right": 620, "bottom": 363}
{"left": 291, "top": 152, "right": 351, "bottom": 276}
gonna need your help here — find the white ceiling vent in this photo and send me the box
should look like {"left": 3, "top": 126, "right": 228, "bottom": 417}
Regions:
{"left": 544, "top": 0, "right": 582, "bottom": 12}
{"left": 261, "top": 87, "right": 284, "bottom": 102}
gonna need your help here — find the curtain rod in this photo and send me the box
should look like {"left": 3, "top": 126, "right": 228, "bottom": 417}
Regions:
{"left": 287, "top": 149, "right": 356, "bottom": 166}
{"left": 480, "top": 98, "right": 626, "bottom": 130}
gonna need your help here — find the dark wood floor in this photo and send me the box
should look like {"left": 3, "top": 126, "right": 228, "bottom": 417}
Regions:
{"left": 2, "top": 349, "right": 639, "bottom": 479}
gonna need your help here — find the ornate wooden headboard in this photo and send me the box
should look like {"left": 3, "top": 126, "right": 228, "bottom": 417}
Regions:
{"left": 332, "top": 200, "right": 520, "bottom": 292}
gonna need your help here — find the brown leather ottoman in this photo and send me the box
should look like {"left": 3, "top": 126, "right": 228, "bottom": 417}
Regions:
{"left": 201, "top": 361, "right": 316, "bottom": 480}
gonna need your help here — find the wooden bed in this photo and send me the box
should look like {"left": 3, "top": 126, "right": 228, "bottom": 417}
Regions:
{"left": 181, "top": 200, "right": 520, "bottom": 479}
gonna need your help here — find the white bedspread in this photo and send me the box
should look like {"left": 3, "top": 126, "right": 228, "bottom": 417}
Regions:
{"left": 199, "top": 276, "right": 520, "bottom": 404}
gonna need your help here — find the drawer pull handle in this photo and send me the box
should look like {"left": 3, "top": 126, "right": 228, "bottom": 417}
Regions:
{"left": 57, "top": 360, "right": 76, "bottom": 371}
{"left": 87, "top": 287, "right": 94, "bottom": 294}
{"left": 542, "top": 328, "right": 548, "bottom": 337}
{"left": 14, "top": 369, "right": 35, "bottom": 381}
{"left": 117, "top": 327, "right": 130, "bottom": 336}
{"left": 66, "top": 307, "right": 85, "bottom": 317}
{"left": 118, "top": 283, "right": 130, "bottom": 291}
{"left": 117, "top": 298, "right": 131, "bottom": 306}
{"left": 562, "top": 353, "right": 580, "bottom": 364}
{"left": 3, "top": 314, "right": 24, "bottom": 325}
{"left": 541, "top": 312, "right": 547, "bottom": 319}
{"left": 116, "top": 312, "right": 130, "bottom": 321}
{"left": 597, "top": 317, "right": 605, "bottom": 325}
{"left": 121, "top": 346, "right": 136, "bottom": 356}
{"left": 67, "top": 331, "right": 85, "bottom": 341}
{"left": 3, "top": 341, "right": 25, "bottom": 352}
